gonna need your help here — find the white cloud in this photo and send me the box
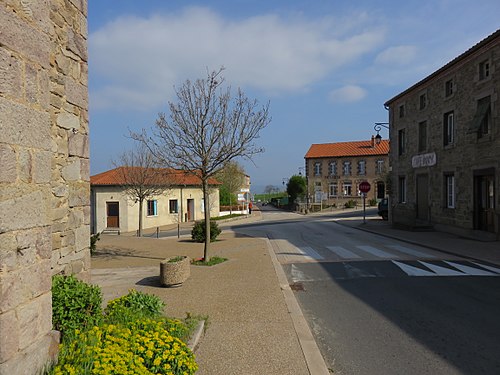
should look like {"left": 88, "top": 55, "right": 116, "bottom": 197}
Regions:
{"left": 328, "top": 85, "right": 366, "bottom": 103}
{"left": 375, "top": 45, "right": 418, "bottom": 65}
{"left": 89, "top": 6, "right": 384, "bottom": 111}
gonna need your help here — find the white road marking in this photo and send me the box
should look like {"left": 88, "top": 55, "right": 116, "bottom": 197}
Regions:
{"left": 357, "top": 245, "right": 394, "bottom": 258}
{"left": 387, "top": 245, "right": 435, "bottom": 258}
{"left": 418, "top": 261, "right": 466, "bottom": 276}
{"left": 392, "top": 261, "right": 438, "bottom": 276}
{"left": 326, "top": 246, "right": 361, "bottom": 259}
{"left": 291, "top": 264, "right": 315, "bottom": 283}
{"left": 298, "top": 246, "right": 323, "bottom": 260}
{"left": 443, "top": 261, "right": 498, "bottom": 276}
{"left": 471, "top": 262, "right": 500, "bottom": 274}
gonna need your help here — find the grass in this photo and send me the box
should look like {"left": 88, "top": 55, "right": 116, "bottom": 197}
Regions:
{"left": 212, "top": 213, "right": 245, "bottom": 220}
{"left": 191, "top": 256, "right": 228, "bottom": 266}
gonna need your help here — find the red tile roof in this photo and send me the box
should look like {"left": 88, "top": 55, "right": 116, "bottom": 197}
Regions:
{"left": 90, "top": 167, "right": 220, "bottom": 186}
{"left": 304, "top": 139, "right": 389, "bottom": 159}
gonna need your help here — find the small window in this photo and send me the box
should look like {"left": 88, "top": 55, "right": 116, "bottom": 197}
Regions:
{"left": 328, "top": 161, "right": 337, "bottom": 176}
{"left": 376, "top": 160, "right": 385, "bottom": 174}
{"left": 343, "top": 181, "right": 352, "bottom": 196}
{"left": 147, "top": 200, "right": 157, "bottom": 216}
{"left": 329, "top": 183, "right": 338, "bottom": 197}
{"left": 398, "top": 129, "right": 406, "bottom": 156}
{"left": 169, "top": 199, "right": 178, "bottom": 214}
{"left": 445, "top": 174, "right": 455, "bottom": 208}
{"left": 419, "top": 93, "right": 427, "bottom": 110}
{"left": 314, "top": 162, "right": 322, "bottom": 176}
{"left": 357, "top": 160, "right": 366, "bottom": 176}
{"left": 399, "top": 104, "right": 405, "bottom": 118}
{"left": 479, "top": 60, "right": 490, "bottom": 80}
{"left": 443, "top": 111, "right": 454, "bottom": 146}
{"left": 398, "top": 177, "right": 406, "bottom": 203}
{"left": 343, "top": 161, "right": 351, "bottom": 176}
{"left": 445, "top": 79, "right": 454, "bottom": 97}
{"left": 476, "top": 96, "right": 491, "bottom": 138}
{"left": 418, "top": 121, "right": 427, "bottom": 152}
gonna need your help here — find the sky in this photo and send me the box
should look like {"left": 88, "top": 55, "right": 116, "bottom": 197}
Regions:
{"left": 88, "top": 0, "right": 500, "bottom": 193}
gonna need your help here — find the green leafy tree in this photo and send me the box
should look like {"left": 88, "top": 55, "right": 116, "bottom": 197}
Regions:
{"left": 215, "top": 161, "right": 245, "bottom": 213}
{"left": 286, "top": 175, "right": 307, "bottom": 204}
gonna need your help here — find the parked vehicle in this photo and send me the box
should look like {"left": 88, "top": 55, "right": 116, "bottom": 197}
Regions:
{"left": 378, "top": 198, "right": 388, "bottom": 220}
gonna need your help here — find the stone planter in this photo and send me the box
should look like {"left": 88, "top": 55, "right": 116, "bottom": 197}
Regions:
{"left": 160, "top": 256, "right": 190, "bottom": 287}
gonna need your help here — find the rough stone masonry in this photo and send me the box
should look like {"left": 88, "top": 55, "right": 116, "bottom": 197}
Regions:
{"left": 0, "top": 1, "right": 90, "bottom": 373}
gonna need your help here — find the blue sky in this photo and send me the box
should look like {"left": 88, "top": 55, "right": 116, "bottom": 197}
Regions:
{"left": 88, "top": 0, "right": 500, "bottom": 193}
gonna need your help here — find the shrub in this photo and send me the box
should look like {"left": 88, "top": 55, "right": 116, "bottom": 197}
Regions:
{"left": 90, "top": 232, "right": 101, "bottom": 254}
{"left": 344, "top": 199, "right": 357, "bottom": 208}
{"left": 368, "top": 198, "right": 378, "bottom": 206}
{"left": 51, "top": 319, "right": 198, "bottom": 375}
{"left": 52, "top": 275, "right": 103, "bottom": 337}
{"left": 191, "top": 220, "right": 221, "bottom": 243}
{"left": 104, "top": 289, "right": 165, "bottom": 324}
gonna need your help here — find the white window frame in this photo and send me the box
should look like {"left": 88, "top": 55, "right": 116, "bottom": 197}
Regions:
{"left": 343, "top": 161, "right": 351, "bottom": 176}
{"left": 358, "top": 160, "right": 366, "bottom": 176}
{"left": 376, "top": 160, "right": 384, "bottom": 174}
{"left": 329, "top": 183, "right": 338, "bottom": 197}
{"left": 314, "top": 162, "right": 321, "bottom": 176}
{"left": 147, "top": 199, "right": 157, "bottom": 216}
{"left": 343, "top": 181, "right": 352, "bottom": 196}
{"left": 328, "top": 161, "right": 337, "bottom": 176}
{"left": 446, "top": 175, "right": 455, "bottom": 208}
{"left": 169, "top": 199, "right": 178, "bottom": 214}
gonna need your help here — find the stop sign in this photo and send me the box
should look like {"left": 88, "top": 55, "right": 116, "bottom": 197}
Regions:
{"left": 359, "top": 181, "right": 371, "bottom": 193}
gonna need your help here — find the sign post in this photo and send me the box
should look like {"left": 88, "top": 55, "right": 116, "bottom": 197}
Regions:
{"left": 359, "top": 181, "right": 371, "bottom": 224}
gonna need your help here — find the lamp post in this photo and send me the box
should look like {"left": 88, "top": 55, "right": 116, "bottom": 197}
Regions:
{"left": 373, "top": 122, "right": 389, "bottom": 145}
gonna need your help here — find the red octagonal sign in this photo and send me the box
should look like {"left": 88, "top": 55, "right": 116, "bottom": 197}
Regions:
{"left": 359, "top": 181, "right": 371, "bottom": 193}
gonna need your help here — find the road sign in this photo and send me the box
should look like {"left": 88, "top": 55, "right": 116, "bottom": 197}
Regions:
{"left": 359, "top": 181, "right": 371, "bottom": 193}
{"left": 237, "top": 193, "right": 245, "bottom": 201}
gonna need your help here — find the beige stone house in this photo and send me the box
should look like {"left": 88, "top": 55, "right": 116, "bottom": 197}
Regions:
{"left": 0, "top": 1, "right": 89, "bottom": 373}
{"left": 385, "top": 29, "right": 500, "bottom": 240}
{"left": 304, "top": 138, "right": 390, "bottom": 207}
{"left": 91, "top": 167, "right": 220, "bottom": 234}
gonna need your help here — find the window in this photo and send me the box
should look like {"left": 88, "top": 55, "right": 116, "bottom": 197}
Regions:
{"left": 343, "top": 181, "right": 352, "bottom": 196}
{"left": 418, "top": 121, "right": 427, "bottom": 152}
{"left": 445, "top": 174, "right": 455, "bottom": 208}
{"left": 399, "top": 104, "right": 405, "bottom": 118}
{"left": 398, "top": 177, "right": 406, "bottom": 203}
{"left": 314, "top": 162, "right": 322, "bottom": 176}
{"left": 479, "top": 60, "right": 490, "bottom": 80}
{"left": 169, "top": 199, "right": 178, "bottom": 214}
{"left": 398, "top": 129, "right": 406, "bottom": 156}
{"left": 147, "top": 200, "right": 157, "bottom": 216}
{"left": 329, "top": 183, "right": 338, "bottom": 197}
{"left": 376, "top": 160, "right": 385, "bottom": 174}
{"left": 419, "top": 93, "right": 427, "bottom": 110}
{"left": 357, "top": 160, "right": 366, "bottom": 175}
{"left": 342, "top": 161, "right": 351, "bottom": 176}
{"left": 328, "top": 161, "right": 337, "bottom": 176}
{"left": 443, "top": 111, "right": 454, "bottom": 146}
{"left": 445, "top": 79, "right": 454, "bottom": 97}
{"left": 475, "top": 96, "right": 491, "bottom": 138}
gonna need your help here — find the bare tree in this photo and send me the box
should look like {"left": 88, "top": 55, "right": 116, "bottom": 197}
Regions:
{"left": 215, "top": 161, "right": 246, "bottom": 214}
{"left": 134, "top": 68, "right": 271, "bottom": 260}
{"left": 113, "top": 144, "right": 172, "bottom": 237}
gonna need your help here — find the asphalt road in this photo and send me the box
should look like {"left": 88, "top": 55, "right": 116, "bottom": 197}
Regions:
{"left": 232, "top": 205, "right": 500, "bottom": 375}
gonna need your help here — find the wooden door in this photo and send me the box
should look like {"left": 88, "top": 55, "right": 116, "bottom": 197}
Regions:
{"left": 475, "top": 175, "right": 495, "bottom": 232}
{"left": 106, "top": 202, "right": 119, "bottom": 228}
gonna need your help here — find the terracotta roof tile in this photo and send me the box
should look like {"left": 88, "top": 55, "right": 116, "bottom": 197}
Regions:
{"left": 90, "top": 167, "right": 220, "bottom": 186}
{"left": 304, "top": 139, "right": 389, "bottom": 159}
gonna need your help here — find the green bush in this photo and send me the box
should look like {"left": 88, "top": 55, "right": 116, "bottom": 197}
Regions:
{"left": 368, "top": 198, "right": 378, "bottom": 206}
{"left": 52, "top": 275, "right": 102, "bottom": 337}
{"left": 90, "top": 232, "right": 100, "bottom": 255}
{"left": 191, "top": 220, "right": 221, "bottom": 243}
{"left": 104, "top": 289, "right": 165, "bottom": 324}
{"left": 344, "top": 199, "right": 357, "bottom": 208}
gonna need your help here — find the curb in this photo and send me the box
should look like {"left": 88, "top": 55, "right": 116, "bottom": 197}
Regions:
{"left": 265, "top": 238, "right": 331, "bottom": 375}
{"left": 187, "top": 320, "right": 205, "bottom": 351}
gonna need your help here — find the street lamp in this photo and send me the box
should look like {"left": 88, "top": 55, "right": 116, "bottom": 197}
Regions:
{"left": 298, "top": 166, "right": 305, "bottom": 176}
{"left": 374, "top": 122, "right": 389, "bottom": 145}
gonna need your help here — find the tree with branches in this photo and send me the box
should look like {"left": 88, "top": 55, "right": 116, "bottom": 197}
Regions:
{"left": 113, "top": 144, "right": 172, "bottom": 237}
{"left": 134, "top": 68, "right": 271, "bottom": 260}
{"left": 287, "top": 175, "right": 307, "bottom": 204}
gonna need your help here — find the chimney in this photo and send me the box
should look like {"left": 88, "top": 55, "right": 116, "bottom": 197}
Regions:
{"left": 371, "top": 135, "right": 375, "bottom": 148}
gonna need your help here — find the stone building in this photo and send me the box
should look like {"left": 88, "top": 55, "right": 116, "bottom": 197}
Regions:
{"left": 0, "top": 1, "right": 89, "bottom": 373}
{"left": 91, "top": 167, "right": 220, "bottom": 234}
{"left": 385, "top": 29, "right": 499, "bottom": 240}
{"left": 304, "top": 138, "right": 390, "bottom": 207}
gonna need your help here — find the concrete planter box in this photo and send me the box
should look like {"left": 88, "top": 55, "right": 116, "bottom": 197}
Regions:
{"left": 160, "top": 256, "right": 190, "bottom": 287}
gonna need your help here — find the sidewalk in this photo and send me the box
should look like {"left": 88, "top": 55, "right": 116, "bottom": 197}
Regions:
{"left": 334, "top": 216, "right": 500, "bottom": 265}
{"left": 91, "top": 210, "right": 327, "bottom": 375}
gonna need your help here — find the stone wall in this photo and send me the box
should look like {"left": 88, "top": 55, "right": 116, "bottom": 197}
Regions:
{"left": 0, "top": 0, "right": 89, "bottom": 373}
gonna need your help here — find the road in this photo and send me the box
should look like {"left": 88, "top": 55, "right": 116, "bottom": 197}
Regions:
{"left": 231, "top": 205, "right": 500, "bottom": 375}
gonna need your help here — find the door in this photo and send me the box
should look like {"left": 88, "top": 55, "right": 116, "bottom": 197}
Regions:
{"left": 187, "top": 199, "right": 194, "bottom": 221}
{"left": 376, "top": 181, "right": 385, "bottom": 199}
{"left": 474, "top": 174, "right": 495, "bottom": 232}
{"left": 106, "top": 202, "right": 119, "bottom": 228}
{"left": 416, "top": 174, "right": 429, "bottom": 221}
